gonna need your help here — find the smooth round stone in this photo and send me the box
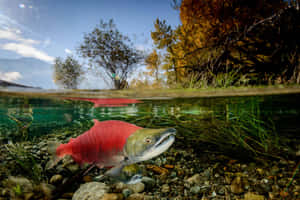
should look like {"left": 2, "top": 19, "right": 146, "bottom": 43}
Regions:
{"left": 50, "top": 174, "right": 63, "bottom": 185}
{"left": 161, "top": 184, "right": 170, "bottom": 193}
{"left": 122, "top": 188, "right": 132, "bottom": 198}
{"left": 141, "top": 177, "right": 155, "bottom": 189}
{"left": 190, "top": 186, "right": 201, "bottom": 194}
{"left": 128, "top": 182, "right": 145, "bottom": 193}
{"left": 72, "top": 182, "right": 109, "bottom": 200}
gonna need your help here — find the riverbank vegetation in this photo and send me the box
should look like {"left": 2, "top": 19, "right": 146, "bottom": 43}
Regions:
{"left": 52, "top": 0, "right": 299, "bottom": 90}
{"left": 133, "top": 0, "right": 299, "bottom": 89}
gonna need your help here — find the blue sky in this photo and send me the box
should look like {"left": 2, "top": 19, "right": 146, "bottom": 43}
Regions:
{"left": 0, "top": 0, "right": 180, "bottom": 88}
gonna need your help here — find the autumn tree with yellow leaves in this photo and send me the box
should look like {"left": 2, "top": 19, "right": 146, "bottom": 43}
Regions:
{"left": 150, "top": 0, "right": 299, "bottom": 88}
{"left": 145, "top": 50, "right": 162, "bottom": 82}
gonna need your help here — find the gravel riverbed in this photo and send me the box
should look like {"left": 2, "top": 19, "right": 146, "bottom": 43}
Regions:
{"left": 0, "top": 132, "right": 299, "bottom": 200}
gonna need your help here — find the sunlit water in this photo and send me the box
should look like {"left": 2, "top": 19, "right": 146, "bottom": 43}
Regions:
{"left": 0, "top": 91, "right": 300, "bottom": 199}
{"left": 1, "top": 93, "right": 299, "bottom": 144}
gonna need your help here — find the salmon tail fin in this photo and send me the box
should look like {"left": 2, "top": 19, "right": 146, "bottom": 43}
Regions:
{"left": 46, "top": 141, "right": 63, "bottom": 170}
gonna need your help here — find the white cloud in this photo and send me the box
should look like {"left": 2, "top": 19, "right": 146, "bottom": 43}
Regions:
{"left": 0, "top": 43, "right": 54, "bottom": 63}
{"left": 0, "top": 71, "right": 22, "bottom": 82}
{"left": 0, "top": 14, "right": 54, "bottom": 64}
{"left": 65, "top": 48, "right": 72, "bottom": 54}
{"left": 0, "top": 29, "right": 40, "bottom": 45}
{"left": 0, "top": 13, "right": 37, "bottom": 36}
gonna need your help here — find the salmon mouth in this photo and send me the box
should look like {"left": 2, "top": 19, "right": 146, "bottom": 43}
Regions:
{"left": 154, "top": 128, "right": 176, "bottom": 148}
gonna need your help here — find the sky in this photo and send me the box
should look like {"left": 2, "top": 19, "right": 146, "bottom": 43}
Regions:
{"left": 0, "top": 0, "right": 180, "bottom": 89}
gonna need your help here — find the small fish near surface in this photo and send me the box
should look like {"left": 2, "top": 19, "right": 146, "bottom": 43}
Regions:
{"left": 48, "top": 119, "right": 176, "bottom": 182}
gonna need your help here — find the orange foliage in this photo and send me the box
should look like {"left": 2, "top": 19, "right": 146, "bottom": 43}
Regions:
{"left": 180, "top": 0, "right": 286, "bottom": 44}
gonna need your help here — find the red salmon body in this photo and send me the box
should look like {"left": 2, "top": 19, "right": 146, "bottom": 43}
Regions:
{"left": 56, "top": 120, "right": 142, "bottom": 167}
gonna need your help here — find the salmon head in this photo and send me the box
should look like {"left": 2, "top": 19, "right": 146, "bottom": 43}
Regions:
{"left": 105, "top": 127, "right": 176, "bottom": 178}
{"left": 124, "top": 127, "right": 176, "bottom": 163}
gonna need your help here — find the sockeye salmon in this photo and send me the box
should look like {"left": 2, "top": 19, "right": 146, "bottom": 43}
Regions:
{"left": 49, "top": 119, "right": 176, "bottom": 178}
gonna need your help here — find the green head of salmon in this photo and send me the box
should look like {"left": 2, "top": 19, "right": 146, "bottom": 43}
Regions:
{"left": 105, "top": 127, "right": 176, "bottom": 179}
{"left": 124, "top": 127, "right": 176, "bottom": 164}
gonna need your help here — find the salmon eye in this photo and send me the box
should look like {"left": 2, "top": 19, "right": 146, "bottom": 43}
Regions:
{"left": 145, "top": 138, "right": 151, "bottom": 143}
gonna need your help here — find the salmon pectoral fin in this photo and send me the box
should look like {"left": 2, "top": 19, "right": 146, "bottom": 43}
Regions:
{"left": 104, "top": 164, "right": 125, "bottom": 178}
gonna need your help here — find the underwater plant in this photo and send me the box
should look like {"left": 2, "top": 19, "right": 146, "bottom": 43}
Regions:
{"left": 114, "top": 98, "right": 288, "bottom": 160}
{"left": 6, "top": 98, "right": 34, "bottom": 141}
{"left": 4, "top": 143, "right": 43, "bottom": 183}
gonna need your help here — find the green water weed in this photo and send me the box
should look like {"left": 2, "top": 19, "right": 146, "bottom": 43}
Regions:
{"left": 4, "top": 143, "right": 43, "bottom": 183}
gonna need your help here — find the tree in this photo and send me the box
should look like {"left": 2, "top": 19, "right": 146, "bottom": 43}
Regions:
{"left": 151, "top": 19, "right": 180, "bottom": 83}
{"left": 151, "top": 0, "right": 299, "bottom": 87}
{"left": 53, "top": 56, "right": 84, "bottom": 89}
{"left": 78, "top": 19, "right": 143, "bottom": 89}
{"left": 179, "top": 0, "right": 299, "bottom": 84}
{"left": 145, "top": 49, "right": 162, "bottom": 82}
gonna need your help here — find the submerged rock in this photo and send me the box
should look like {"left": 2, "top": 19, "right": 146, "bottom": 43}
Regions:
{"left": 230, "top": 176, "right": 244, "bottom": 194}
{"left": 122, "top": 188, "right": 132, "bottom": 198}
{"left": 186, "top": 174, "right": 201, "bottom": 185}
{"left": 161, "top": 184, "right": 170, "bottom": 193}
{"left": 100, "top": 193, "right": 123, "bottom": 200}
{"left": 127, "top": 193, "right": 144, "bottom": 200}
{"left": 4, "top": 176, "right": 33, "bottom": 193}
{"left": 72, "top": 182, "right": 109, "bottom": 200}
{"left": 244, "top": 192, "right": 264, "bottom": 200}
{"left": 141, "top": 177, "right": 155, "bottom": 189}
{"left": 190, "top": 185, "right": 201, "bottom": 194}
{"left": 36, "top": 183, "right": 55, "bottom": 199}
{"left": 128, "top": 182, "right": 145, "bottom": 193}
{"left": 50, "top": 174, "right": 63, "bottom": 185}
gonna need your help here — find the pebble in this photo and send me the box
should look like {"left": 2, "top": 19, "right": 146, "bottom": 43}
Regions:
{"left": 61, "top": 193, "right": 74, "bottom": 198}
{"left": 244, "top": 192, "right": 264, "bottom": 200}
{"left": 186, "top": 173, "right": 201, "bottom": 185}
{"left": 141, "top": 177, "right": 155, "bottom": 189}
{"left": 50, "top": 174, "right": 63, "bottom": 185}
{"left": 115, "top": 182, "right": 127, "bottom": 191}
{"left": 202, "top": 168, "right": 210, "bottom": 179}
{"left": 82, "top": 175, "right": 93, "bottom": 183}
{"left": 72, "top": 182, "right": 109, "bottom": 200}
{"left": 122, "top": 188, "right": 132, "bottom": 198}
{"left": 216, "top": 185, "right": 226, "bottom": 195}
{"left": 128, "top": 182, "right": 145, "bottom": 193}
{"left": 161, "top": 184, "right": 170, "bottom": 193}
{"left": 230, "top": 176, "right": 244, "bottom": 194}
{"left": 4, "top": 176, "right": 33, "bottom": 193}
{"left": 100, "top": 193, "right": 122, "bottom": 200}
{"left": 190, "top": 185, "right": 201, "bottom": 194}
{"left": 38, "top": 183, "right": 55, "bottom": 199}
{"left": 127, "top": 193, "right": 144, "bottom": 200}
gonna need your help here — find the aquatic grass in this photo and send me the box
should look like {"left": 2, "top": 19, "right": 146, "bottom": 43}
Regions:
{"left": 116, "top": 100, "right": 287, "bottom": 160}
{"left": 200, "top": 111, "right": 287, "bottom": 160}
{"left": 4, "top": 143, "right": 43, "bottom": 183}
